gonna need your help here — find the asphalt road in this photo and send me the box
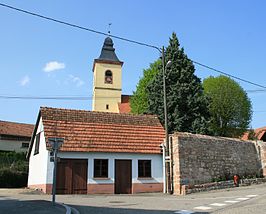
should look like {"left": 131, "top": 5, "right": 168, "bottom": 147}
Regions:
{"left": 0, "top": 183, "right": 266, "bottom": 214}
{"left": 0, "top": 197, "right": 65, "bottom": 214}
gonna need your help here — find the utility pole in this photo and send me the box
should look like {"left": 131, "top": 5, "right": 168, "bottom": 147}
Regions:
{"left": 162, "top": 46, "right": 172, "bottom": 194}
{"left": 48, "top": 137, "right": 64, "bottom": 206}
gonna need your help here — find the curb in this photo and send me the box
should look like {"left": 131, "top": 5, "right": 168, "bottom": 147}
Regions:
{"left": 71, "top": 206, "right": 80, "bottom": 214}
{"left": 56, "top": 202, "right": 72, "bottom": 214}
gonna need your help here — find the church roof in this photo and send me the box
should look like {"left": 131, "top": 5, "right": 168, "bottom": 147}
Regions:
{"left": 98, "top": 37, "right": 121, "bottom": 62}
{"left": 27, "top": 107, "right": 164, "bottom": 157}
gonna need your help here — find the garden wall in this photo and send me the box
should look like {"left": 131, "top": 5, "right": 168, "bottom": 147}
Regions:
{"left": 172, "top": 132, "right": 266, "bottom": 195}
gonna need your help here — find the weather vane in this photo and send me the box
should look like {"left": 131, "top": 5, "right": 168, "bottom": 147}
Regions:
{"left": 108, "top": 23, "right": 112, "bottom": 35}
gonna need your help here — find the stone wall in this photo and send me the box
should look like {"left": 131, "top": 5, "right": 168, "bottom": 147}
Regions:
{"left": 259, "top": 141, "right": 266, "bottom": 176}
{"left": 185, "top": 178, "right": 266, "bottom": 194}
{"left": 172, "top": 132, "right": 265, "bottom": 195}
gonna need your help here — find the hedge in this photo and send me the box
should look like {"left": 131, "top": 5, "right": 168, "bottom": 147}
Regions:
{"left": 0, "top": 151, "right": 28, "bottom": 187}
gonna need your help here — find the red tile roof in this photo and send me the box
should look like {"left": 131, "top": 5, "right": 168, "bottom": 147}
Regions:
{"left": 118, "top": 95, "right": 131, "bottom": 113}
{"left": 242, "top": 126, "right": 266, "bottom": 141}
{"left": 40, "top": 107, "right": 164, "bottom": 154}
{"left": 0, "top": 120, "right": 34, "bottom": 137}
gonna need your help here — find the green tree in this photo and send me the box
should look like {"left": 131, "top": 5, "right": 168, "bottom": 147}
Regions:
{"left": 147, "top": 33, "right": 210, "bottom": 134}
{"left": 203, "top": 75, "right": 252, "bottom": 137}
{"left": 130, "top": 60, "right": 161, "bottom": 114}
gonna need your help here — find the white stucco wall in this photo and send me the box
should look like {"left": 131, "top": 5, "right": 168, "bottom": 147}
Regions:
{"left": 27, "top": 118, "right": 50, "bottom": 186}
{"left": 0, "top": 139, "right": 29, "bottom": 152}
{"left": 46, "top": 152, "right": 163, "bottom": 185}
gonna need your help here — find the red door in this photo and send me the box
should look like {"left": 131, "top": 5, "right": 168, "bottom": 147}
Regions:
{"left": 115, "top": 160, "right": 132, "bottom": 194}
{"left": 56, "top": 159, "right": 88, "bottom": 194}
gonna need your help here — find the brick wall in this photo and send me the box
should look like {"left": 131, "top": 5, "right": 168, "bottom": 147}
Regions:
{"left": 172, "top": 132, "right": 265, "bottom": 195}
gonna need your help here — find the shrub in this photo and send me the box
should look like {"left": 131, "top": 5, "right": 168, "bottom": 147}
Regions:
{"left": 0, "top": 151, "right": 28, "bottom": 187}
{"left": 0, "top": 168, "right": 28, "bottom": 187}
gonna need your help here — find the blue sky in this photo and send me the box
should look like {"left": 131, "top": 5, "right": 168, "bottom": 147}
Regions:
{"left": 0, "top": 0, "right": 266, "bottom": 128}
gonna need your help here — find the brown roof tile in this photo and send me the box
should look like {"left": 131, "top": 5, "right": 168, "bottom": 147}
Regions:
{"left": 0, "top": 120, "right": 34, "bottom": 137}
{"left": 241, "top": 126, "right": 266, "bottom": 141}
{"left": 40, "top": 107, "right": 164, "bottom": 154}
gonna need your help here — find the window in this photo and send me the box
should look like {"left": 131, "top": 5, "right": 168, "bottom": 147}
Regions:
{"left": 138, "top": 160, "right": 151, "bottom": 178}
{"left": 21, "top": 143, "right": 29, "bottom": 148}
{"left": 106, "top": 104, "right": 109, "bottom": 110}
{"left": 34, "top": 132, "right": 41, "bottom": 155}
{"left": 105, "top": 70, "right": 113, "bottom": 84}
{"left": 94, "top": 159, "right": 108, "bottom": 178}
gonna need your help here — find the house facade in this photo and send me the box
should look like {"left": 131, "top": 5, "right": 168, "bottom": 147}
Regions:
{"left": 27, "top": 107, "right": 165, "bottom": 194}
{"left": 0, "top": 120, "right": 34, "bottom": 152}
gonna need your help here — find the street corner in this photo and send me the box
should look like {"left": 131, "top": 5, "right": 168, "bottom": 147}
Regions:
{"left": 0, "top": 197, "right": 66, "bottom": 214}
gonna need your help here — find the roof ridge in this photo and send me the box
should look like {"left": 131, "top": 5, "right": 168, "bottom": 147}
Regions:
{"left": 40, "top": 106, "right": 159, "bottom": 119}
{"left": 0, "top": 120, "right": 34, "bottom": 126}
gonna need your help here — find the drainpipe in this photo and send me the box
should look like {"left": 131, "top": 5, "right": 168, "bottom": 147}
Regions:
{"left": 161, "top": 143, "right": 166, "bottom": 193}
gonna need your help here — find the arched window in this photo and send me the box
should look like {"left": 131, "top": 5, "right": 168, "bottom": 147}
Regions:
{"left": 105, "top": 70, "right": 113, "bottom": 84}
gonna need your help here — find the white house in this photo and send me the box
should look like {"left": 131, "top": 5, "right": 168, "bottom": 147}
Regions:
{"left": 27, "top": 107, "right": 165, "bottom": 194}
{"left": 0, "top": 120, "right": 34, "bottom": 152}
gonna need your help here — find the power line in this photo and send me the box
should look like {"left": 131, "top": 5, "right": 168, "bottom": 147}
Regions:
{"left": 1, "top": 87, "right": 266, "bottom": 100}
{"left": 246, "top": 89, "right": 266, "bottom": 93}
{"left": 0, "top": 2, "right": 266, "bottom": 90}
{"left": 0, "top": 2, "right": 159, "bottom": 51}
{"left": 0, "top": 95, "right": 128, "bottom": 100}
{"left": 0, "top": 95, "right": 90, "bottom": 100}
{"left": 193, "top": 61, "right": 266, "bottom": 90}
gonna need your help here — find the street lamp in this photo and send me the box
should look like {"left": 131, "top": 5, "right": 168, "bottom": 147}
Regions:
{"left": 161, "top": 46, "right": 172, "bottom": 194}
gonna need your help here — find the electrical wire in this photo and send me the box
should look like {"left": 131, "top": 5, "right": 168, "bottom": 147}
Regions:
{"left": 0, "top": 3, "right": 159, "bottom": 51}
{"left": 193, "top": 61, "right": 266, "bottom": 90}
{"left": 0, "top": 95, "right": 126, "bottom": 100}
{"left": 246, "top": 89, "right": 266, "bottom": 93}
{"left": 0, "top": 2, "right": 266, "bottom": 90}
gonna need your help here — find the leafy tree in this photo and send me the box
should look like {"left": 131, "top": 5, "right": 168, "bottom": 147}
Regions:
{"left": 147, "top": 33, "right": 210, "bottom": 134}
{"left": 130, "top": 60, "right": 161, "bottom": 114}
{"left": 203, "top": 75, "right": 252, "bottom": 137}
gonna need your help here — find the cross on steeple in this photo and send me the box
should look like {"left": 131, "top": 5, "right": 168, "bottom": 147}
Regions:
{"left": 108, "top": 23, "right": 112, "bottom": 35}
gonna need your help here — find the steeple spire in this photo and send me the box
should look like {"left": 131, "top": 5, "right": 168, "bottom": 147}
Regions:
{"left": 98, "top": 37, "right": 121, "bottom": 62}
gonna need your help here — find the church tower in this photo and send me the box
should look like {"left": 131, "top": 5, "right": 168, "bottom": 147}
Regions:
{"left": 92, "top": 37, "right": 123, "bottom": 112}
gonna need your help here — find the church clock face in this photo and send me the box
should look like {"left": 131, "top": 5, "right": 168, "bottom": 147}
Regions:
{"left": 105, "top": 70, "right": 113, "bottom": 84}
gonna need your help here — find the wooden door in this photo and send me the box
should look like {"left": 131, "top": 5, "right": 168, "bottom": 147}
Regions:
{"left": 56, "top": 159, "right": 72, "bottom": 194}
{"left": 72, "top": 159, "right": 88, "bottom": 194}
{"left": 56, "top": 159, "right": 88, "bottom": 194}
{"left": 115, "top": 160, "right": 132, "bottom": 194}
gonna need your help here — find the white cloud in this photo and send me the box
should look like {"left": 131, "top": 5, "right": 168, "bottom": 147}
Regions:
{"left": 19, "top": 75, "right": 30, "bottom": 86}
{"left": 43, "top": 61, "right": 65, "bottom": 72}
{"left": 68, "top": 74, "right": 84, "bottom": 87}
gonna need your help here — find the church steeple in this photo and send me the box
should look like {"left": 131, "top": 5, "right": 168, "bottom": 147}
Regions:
{"left": 98, "top": 37, "right": 121, "bottom": 62}
{"left": 92, "top": 37, "right": 123, "bottom": 113}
